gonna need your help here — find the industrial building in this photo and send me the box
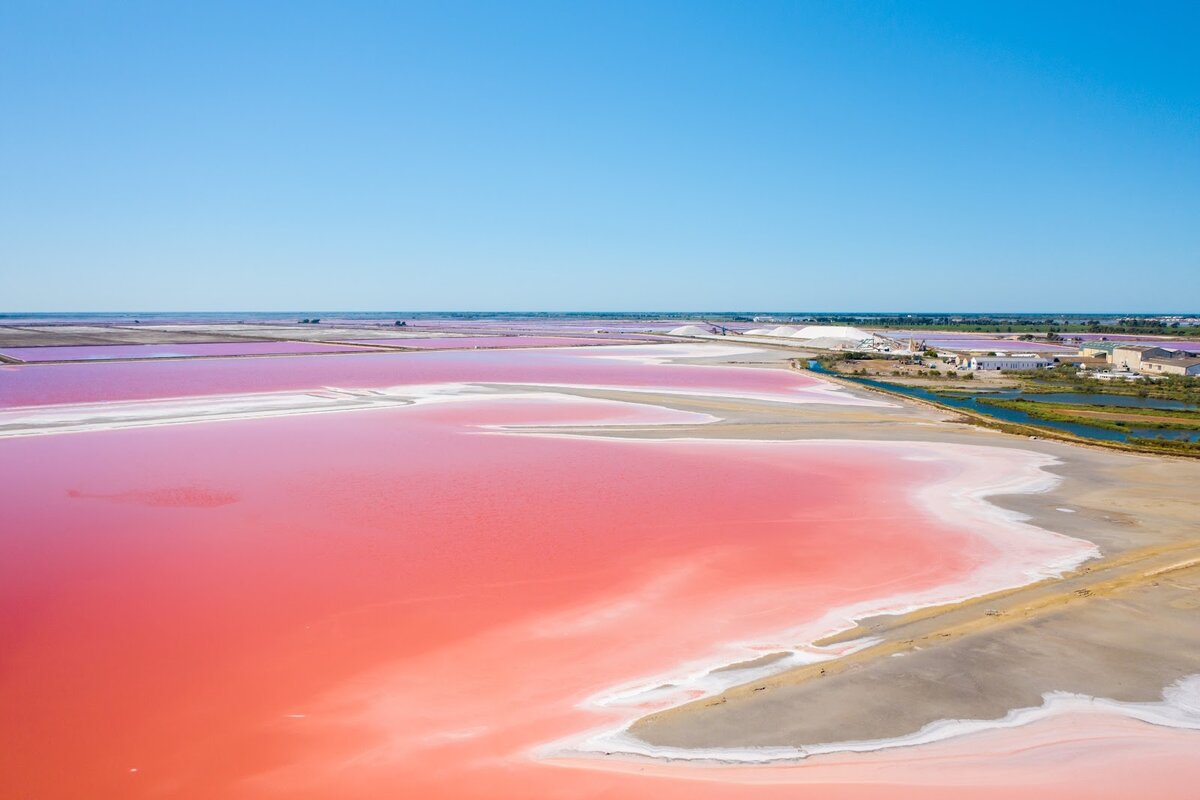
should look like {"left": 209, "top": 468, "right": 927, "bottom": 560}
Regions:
{"left": 1110, "top": 345, "right": 1172, "bottom": 371}
{"left": 1140, "top": 355, "right": 1200, "bottom": 376}
{"left": 968, "top": 355, "right": 1054, "bottom": 371}
{"left": 1079, "top": 341, "right": 1121, "bottom": 359}
{"left": 1074, "top": 340, "right": 1200, "bottom": 377}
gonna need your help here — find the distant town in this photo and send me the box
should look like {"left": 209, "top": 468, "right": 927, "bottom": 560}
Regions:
{"left": 669, "top": 322, "right": 1200, "bottom": 379}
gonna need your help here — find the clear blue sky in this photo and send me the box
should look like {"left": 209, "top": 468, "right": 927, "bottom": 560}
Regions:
{"left": 2, "top": 1, "right": 1197, "bottom": 312}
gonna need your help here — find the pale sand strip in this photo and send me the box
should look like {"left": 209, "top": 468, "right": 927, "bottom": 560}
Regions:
{"left": 7, "top": 342, "right": 1198, "bottom": 761}
{"left": 0, "top": 385, "right": 726, "bottom": 438}
{"left": 0, "top": 346, "right": 873, "bottom": 438}
{"left": 556, "top": 675, "right": 1200, "bottom": 765}
{"left": 539, "top": 374, "right": 1200, "bottom": 763}
{"left": 467, "top": 358, "right": 1200, "bottom": 763}
{"left": 560, "top": 542, "right": 1200, "bottom": 762}
{"left": 521, "top": 435, "right": 1102, "bottom": 761}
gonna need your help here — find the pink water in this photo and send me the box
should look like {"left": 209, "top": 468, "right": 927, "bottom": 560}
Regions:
{"left": 397, "top": 318, "right": 723, "bottom": 334}
{"left": 345, "top": 336, "right": 632, "bottom": 349}
{"left": 0, "top": 344, "right": 853, "bottom": 409}
{"left": 1067, "top": 334, "right": 1200, "bottom": 349}
{"left": 881, "top": 332, "right": 1075, "bottom": 352}
{"left": 2, "top": 349, "right": 1195, "bottom": 799}
{"left": 926, "top": 340, "right": 1074, "bottom": 352}
{"left": 0, "top": 341, "right": 375, "bottom": 362}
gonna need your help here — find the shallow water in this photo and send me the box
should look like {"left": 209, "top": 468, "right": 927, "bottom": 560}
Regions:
{"left": 2, "top": 347, "right": 1197, "bottom": 798}
{"left": 0, "top": 398, "right": 970, "bottom": 795}
{"left": 0, "top": 344, "right": 864, "bottom": 409}
{"left": 343, "top": 335, "right": 632, "bottom": 349}
{"left": 0, "top": 341, "right": 376, "bottom": 362}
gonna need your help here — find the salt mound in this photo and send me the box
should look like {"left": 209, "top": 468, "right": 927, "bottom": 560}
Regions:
{"left": 768, "top": 326, "right": 799, "bottom": 336}
{"left": 801, "top": 336, "right": 866, "bottom": 350}
{"left": 791, "top": 325, "right": 871, "bottom": 341}
{"left": 669, "top": 325, "right": 710, "bottom": 336}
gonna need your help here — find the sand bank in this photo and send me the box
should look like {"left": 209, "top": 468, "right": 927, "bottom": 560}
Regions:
{"left": 526, "top": 358, "right": 1200, "bottom": 765}
{"left": 5, "top": 339, "right": 1198, "bottom": 797}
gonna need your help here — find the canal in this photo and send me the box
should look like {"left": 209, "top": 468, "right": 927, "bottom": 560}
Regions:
{"left": 807, "top": 362, "right": 1200, "bottom": 444}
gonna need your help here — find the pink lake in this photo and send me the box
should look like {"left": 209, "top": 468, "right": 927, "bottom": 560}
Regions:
{"left": 1, "top": 349, "right": 1195, "bottom": 799}
{"left": 881, "top": 332, "right": 1075, "bottom": 351}
{"left": 0, "top": 344, "right": 862, "bottom": 409}
{"left": 344, "top": 335, "right": 632, "bottom": 349}
{"left": 0, "top": 341, "right": 375, "bottom": 362}
{"left": 1067, "top": 336, "right": 1200, "bottom": 350}
{"left": 923, "top": 339, "right": 1074, "bottom": 352}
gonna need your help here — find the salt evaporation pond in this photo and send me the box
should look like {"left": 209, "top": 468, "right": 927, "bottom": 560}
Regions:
{"left": 0, "top": 341, "right": 375, "bottom": 362}
{"left": 2, "top": 344, "right": 1196, "bottom": 799}
{"left": 880, "top": 332, "right": 1075, "bottom": 352}
{"left": 1067, "top": 334, "right": 1200, "bottom": 350}
{"left": 0, "top": 344, "right": 869, "bottom": 408}
{"left": 344, "top": 335, "right": 632, "bottom": 349}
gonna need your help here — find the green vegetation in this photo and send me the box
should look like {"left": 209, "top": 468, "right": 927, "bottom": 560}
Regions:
{"left": 802, "top": 314, "right": 1200, "bottom": 337}
{"left": 813, "top": 352, "right": 874, "bottom": 369}
{"left": 804, "top": 362, "right": 1200, "bottom": 457}
{"left": 1125, "top": 436, "right": 1200, "bottom": 454}
{"left": 977, "top": 398, "right": 1200, "bottom": 434}
{"left": 1013, "top": 367, "right": 1200, "bottom": 406}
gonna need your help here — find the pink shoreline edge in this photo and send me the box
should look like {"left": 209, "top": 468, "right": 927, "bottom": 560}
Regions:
{"left": 515, "top": 435, "right": 1100, "bottom": 765}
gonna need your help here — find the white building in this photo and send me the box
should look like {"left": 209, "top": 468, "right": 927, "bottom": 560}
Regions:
{"left": 969, "top": 355, "right": 1053, "bottom": 371}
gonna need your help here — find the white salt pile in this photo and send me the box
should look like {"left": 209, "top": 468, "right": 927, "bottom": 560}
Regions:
{"left": 668, "top": 325, "right": 711, "bottom": 336}
{"left": 791, "top": 325, "right": 871, "bottom": 341}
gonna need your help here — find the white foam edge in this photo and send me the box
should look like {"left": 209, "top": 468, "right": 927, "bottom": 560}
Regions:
{"left": 544, "top": 343, "right": 896, "bottom": 408}
{"left": 0, "top": 362, "right": 890, "bottom": 438}
{"left": 539, "top": 674, "right": 1200, "bottom": 765}
{"left": 502, "top": 436, "right": 1100, "bottom": 759}
{"left": 485, "top": 379, "right": 893, "bottom": 408}
{"left": 0, "top": 383, "right": 720, "bottom": 438}
{"left": 581, "top": 637, "right": 883, "bottom": 713}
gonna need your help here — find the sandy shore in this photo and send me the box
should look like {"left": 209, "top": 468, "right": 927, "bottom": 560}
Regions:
{"left": 525, "top": 354, "right": 1200, "bottom": 759}
{"left": 8, "top": 340, "right": 1198, "bottom": 762}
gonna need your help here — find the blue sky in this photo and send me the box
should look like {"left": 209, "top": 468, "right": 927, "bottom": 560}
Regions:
{"left": 1, "top": 1, "right": 1197, "bottom": 312}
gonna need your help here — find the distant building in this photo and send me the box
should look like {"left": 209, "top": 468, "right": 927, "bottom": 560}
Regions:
{"left": 1140, "top": 355, "right": 1200, "bottom": 377}
{"left": 1079, "top": 341, "right": 1120, "bottom": 359}
{"left": 1110, "top": 345, "right": 1171, "bottom": 371}
{"left": 969, "top": 355, "right": 1053, "bottom": 371}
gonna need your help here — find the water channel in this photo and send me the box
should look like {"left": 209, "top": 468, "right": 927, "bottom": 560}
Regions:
{"left": 807, "top": 362, "right": 1200, "bottom": 443}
